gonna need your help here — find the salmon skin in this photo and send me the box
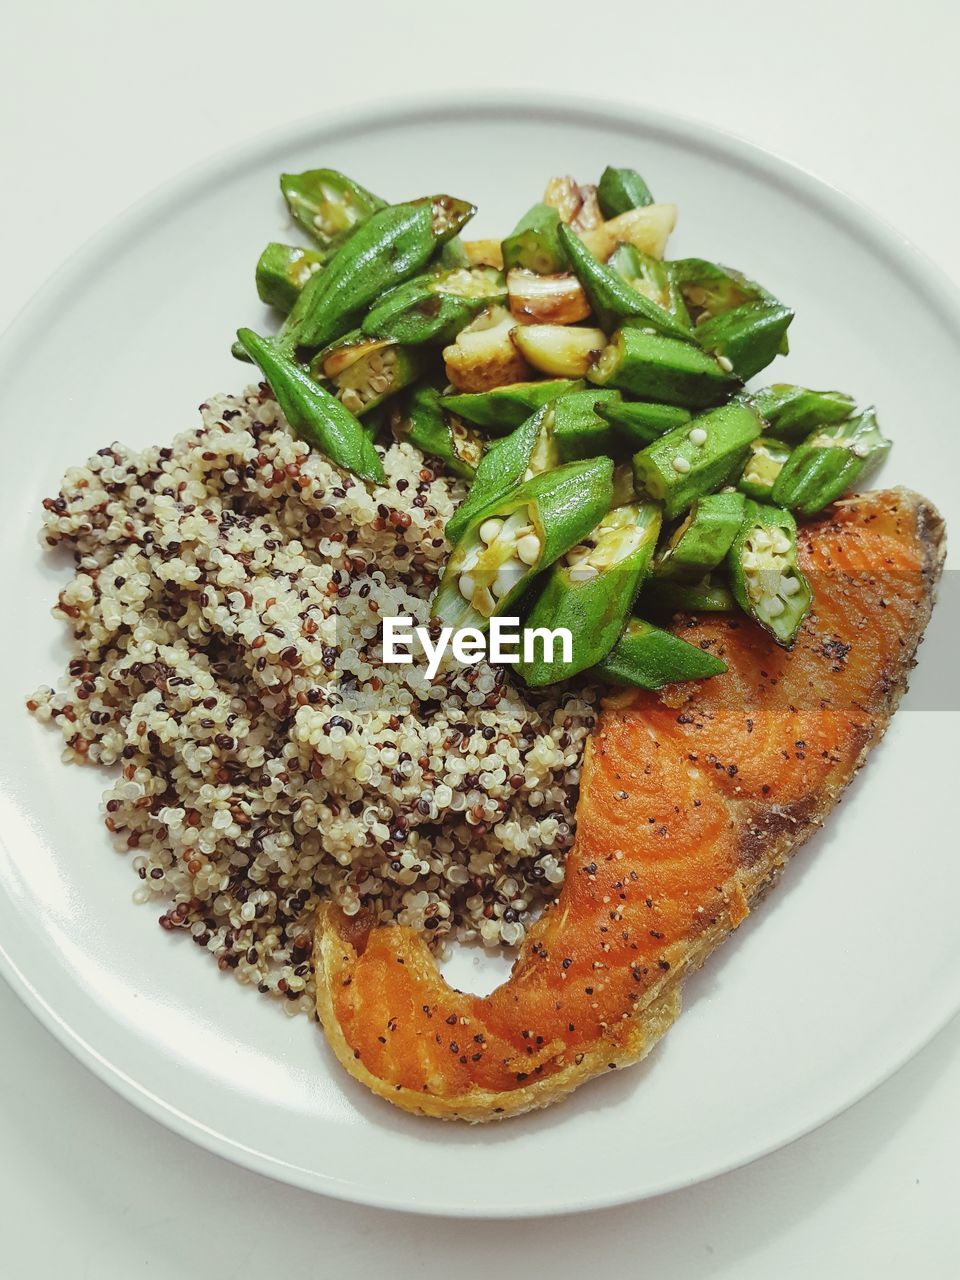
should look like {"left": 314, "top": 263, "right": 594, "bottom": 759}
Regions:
{"left": 315, "top": 489, "right": 945, "bottom": 1121}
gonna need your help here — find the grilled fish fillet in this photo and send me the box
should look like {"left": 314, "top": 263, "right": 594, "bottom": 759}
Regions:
{"left": 315, "top": 489, "right": 945, "bottom": 1121}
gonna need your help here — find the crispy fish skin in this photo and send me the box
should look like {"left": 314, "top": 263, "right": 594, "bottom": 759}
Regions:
{"left": 315, "top": 489, "right": 945, "bottom": 1121}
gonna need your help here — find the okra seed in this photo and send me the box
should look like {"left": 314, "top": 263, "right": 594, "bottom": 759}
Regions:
{"left": 781, "top": 575, "right": 801, "bottom": 597}
{"left": 458, "top": 573, "right": 476, "bottom": 601}
{"left": 688, "top": 428, "right": 708, "bottom": 446}
{"left": 479, "top": 518, "right": 504, "bottom": 545}
{"left": 672, "top": 456, "right": 691, "bottom": 474}
{"left": 851, "top": 441, "right": 870, "bottom": 459}
{"left": 569, "top": 565, "right": 600, "bottom": 583}
{"left": 516, "top": 534, "right": 541, "bottom": 565}
{"left": 763, "top": 596, "right": 785, "bottom": 618}
{"left": 717, "top": 355, "right": 734, "bottom": 372}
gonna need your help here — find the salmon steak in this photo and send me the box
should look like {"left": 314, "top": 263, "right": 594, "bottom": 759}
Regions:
{"left": 314, "top": 488, "right": 945, "bottom": 1121}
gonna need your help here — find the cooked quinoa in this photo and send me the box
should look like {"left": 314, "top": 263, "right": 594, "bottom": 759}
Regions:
{"left": 27, "top": 386, "right": 598, "bottom": 1016}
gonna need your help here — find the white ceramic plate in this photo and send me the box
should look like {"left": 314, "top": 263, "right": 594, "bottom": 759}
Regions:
{"left": 1, "top": 96, "right": 958, "bottom": 1218}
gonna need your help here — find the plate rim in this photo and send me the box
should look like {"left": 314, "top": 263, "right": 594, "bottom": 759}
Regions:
{"left": 1, "top": 91, "right": 958, "bottom": 1218}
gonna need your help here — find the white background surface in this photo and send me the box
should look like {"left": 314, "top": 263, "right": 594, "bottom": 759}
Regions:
{"left": 1, "top": 0, "right": 956, "bottom": 1272}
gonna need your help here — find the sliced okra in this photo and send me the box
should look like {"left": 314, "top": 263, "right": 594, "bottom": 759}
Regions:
{"left": 654, "top": 491, "right": 746, "bottom": 579}
{"left": 593, "top": 617, "right": 727, "bottom": 689}
{"left": 512, "top": 324, "right": 608, "bottom": 379}
{"left": 588, "top": 327, "right": 740, "bottom": 408}
{"left": 597, "top": 165, "right": 654, "bottom": 217}
{"left": 727, "top": 501, "right": 812, "bottom": 646}
{"left": 501, "top": 203, "right": 566, "bottom": 274}
{"left": 235, "top": 328, "right": 384, "bottom": 484}
{"left": 750, "top": 384, "right": 857, "bottom": 440}
{"left": 518, "top": 502, "right": 662, "bottom": 685}
{"left": 361, "top": 266, "right": 506, "bottom": 345}
{"left": 552, "top": 389, "right": 622, "bottom": 462}
{"left": 438, "top": 236, "right": 471, "bottom": 269}
{"left": 391, "top": 384, "right": 483, "bottom": 480}
{"left": 737, "top": 437, "right": 792, "bottom": 501}
{"left": 670, "top": 257, "right": 774, "bottom": 325}
{"left": 445, "top": 404, "right": 559, "bottom": 544}
{"left": 506, "top": 269, "right": 590, "bottom": 325}
{"left": 439, "top": 379, "right": 584, "bottom": 433}
{"left": 281, "top": 196, "right": 475, "bottom": 355}
{"left": 256, "top": 243, "right": 326, "bottom": 313}
{"left": 632, "top": 401, "right": 762, "bottom": 519}
{"left": 695, "top": 301, "right": 795, "bottom": 382}
{"left": 595, "top": 397, "right": 693, "bottom": 448}
{"left": 557, "top": 224, "right": 694, "bottom": 341}
{"left": 770, "top": 408, "right": 891, "bottom": 516}
{"left": 646, "top": 573, "right": 737, "bottom": 614}
{"left": 279, "top": 168, "right": 385, "bottom": 252}
{"left": 608, "top": 243, "right": 691, "bottom": 328}
{"left": 432, "top": 457, "right": 615, "bottom": 630}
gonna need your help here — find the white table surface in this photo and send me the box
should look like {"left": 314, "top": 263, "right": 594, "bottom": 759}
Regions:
{"left": 1, "top": 0, "right": 956, "bottom": 1272}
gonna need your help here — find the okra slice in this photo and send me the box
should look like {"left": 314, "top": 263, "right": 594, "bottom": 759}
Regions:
{"left": 557, "top": 224, "right": 694, "bottom": 341}
{"left": 670, "top": 257, "right": 772, "bottom": 324}
{"left": 593, "top": 617, "right": 727, "bottom": 689}
{"left": 512, "top": 324, "right": 608, "bottom": 379}
{"left": 281, "top": 196, "right": 475, "bottom": 355}
{"left": 445, "top": 404, "right": 559, "bottom": 544}
{"left": 750, "top": 384, "right": 857, "bottom": 441}
{"left": 361, "top": 266, "right": 506, "bottom": 345}
{"left": 737, "top": 437, "right": 792, "bottom": 501}
{"left": 432, "top": 457, "right": 615, "bottom": 631}
{"left": 595, "top": 397, "right": 693, "bottom": 448}
{"left": 391, "top": 384, "right": 483, "bottom": 480}
{"left": 256, "top": 243, "right": 326, "bottom": 313}
{"left": 518, "top": 502, "right": 662, "bottom": 685}
{"left": 501, "top": 203, "right": 566, "bottom": 275}
{"left": 235, "top": 328, "right": 384, "bottom": 484}
{"left": 770, "top": 408, "right": 891, "bottom": 516}
{"left": 439, "top": 379, "right": 583, "bottom": 433}
{"left": 506, "top": 269, "right": 590, "bottom": 325}
{"left": 646, "top": 573, "right": 737, "bottom": 614}
{"left": 632, "top": 401, "right": 762, "bottom": 520}
{"left": 695, "top": 301, "right": 795, "bottom": 382}
{"left": 597, "top": 166, "right": 654, "bottom": 217}
{"left": 279, "top": 168, "right": 385, "bottom": 252}
{"left": 727, "top": 502, "right": 812, "bottom": 646}
{"left": 327, "top": 340, "right": 427, "bottom": 418}
{"left": 654, "top": 491, "right": 746, "bottom": 579}
{"left": 552, "top": 389, "right": 622, "bottom": 462}
{"left": 589, "top": 328, "right": 740, "bottom": 408}
{"left": 608, "top": 244, "right": 691, "bottom": 328}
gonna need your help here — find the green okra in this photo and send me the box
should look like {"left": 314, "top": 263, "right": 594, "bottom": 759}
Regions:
{"left": 588, "top": 327, "right": 740, "bottom": 408}
{"left": 361, "top": 266, "right": 505, "bottom": 346}
{"left": 727, "top": 501, "right": 812, "bottom": 646}
{"left": 324, "top": 340, "right": 428, "bottom": 418}
{"left": 280, "top": 196, "right": 475, "bottom": 355}
{"left": 608, "top": 244, "right": 691, "bottom": 328}
{"left": 695, "top": 301, "right": 795, "bottom": 382}
{"left": 646, "top": 573, "right": 737, "bottom": 614}
{"left": 280, "top": 168, "right": 385, "bottom": 252}
{"left": 592, "top": 617, "right": 727, "bottom": 689}
{"left": 557, "top": 224, "right": 694, "bottom": 341}
{"left": 439, "top": 379, "right": 584, "bottom": 433}
{"left": 595, "top": 397, "right": 693, "bottom": 449}
{"left": 770, "top": 408, "right": 891, "bottom": 516}
{"left": 438, "top": 236, "right": 471, "bottom": 269}
{"left": 750, "top": 384, "right": 857, "bottom": 440}
{"left": 518, "top": 502, "right": 662, "bottom": 685}
{"left": 432, "top": 457, "right": 615, "bottom": 631}
{"left": 235, "top": 328, "right": 384, "bottom": 484}
{"left": 392, "top": 384, "right": 483, "bottom": 480}
{"left": 501, "top": 203, "right": 566, "bottom": 275}
{"left": 737, "top": 437, "right": 792, "bottom": 501}
{"left": 632, "top": 401, "right": 763, "bottom": 519}
{"left": 445, "top": 404, "right": 559, "bottom": 544}
{"left": 255, "top": 243, "right": 326, "bottom": 313}
{"left": 670, "top": 257, "right": 775, "bottom": 324}
{"left": 552, "top": 389, "right": 622, "bottom": 461}
{"left": 654, "top": 491, "right": 746, "bottom": 579}
{"left": 597, "top": 166, "right": 654, "bottom": 217}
